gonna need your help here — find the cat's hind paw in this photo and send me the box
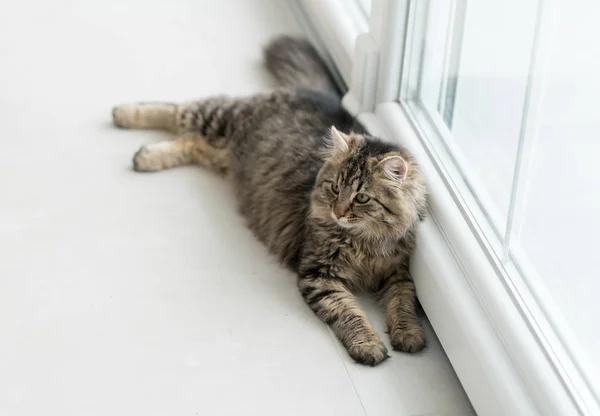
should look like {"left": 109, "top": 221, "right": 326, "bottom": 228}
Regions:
{"left": 132, "top": 144, "right": 164, "bottom": 172}
{"left": 112, "top": 105, "right": 134, "bottom": 128}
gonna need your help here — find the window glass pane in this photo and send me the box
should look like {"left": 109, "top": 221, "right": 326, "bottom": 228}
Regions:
{"left": 518, "top": 1, "right": 600, "bottom": 374}
{"left": 449, "top": 1, "right": 538, "bottom": 222}
{"left": 402, "top": 0, "right": 539, "bottom": 234}
{"left": 402, "top": 0, "right": 600, "bottom": 382}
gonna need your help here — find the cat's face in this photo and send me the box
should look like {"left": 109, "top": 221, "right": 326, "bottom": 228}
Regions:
{"left": 311, "top": 127, "right": 427, "bottom": 239}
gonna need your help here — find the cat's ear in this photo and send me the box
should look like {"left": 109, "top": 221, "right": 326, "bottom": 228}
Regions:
{"left": 376, "top": 155, "right": 408, "bottom": 181}
{"left": 330, "top": 126, "right": 349, "bottom": 155}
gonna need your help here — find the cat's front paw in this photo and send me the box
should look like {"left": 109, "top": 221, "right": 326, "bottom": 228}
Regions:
{"left": 132, "top": 145, "right": 160, "bottom": 172}
{"left": 347, "top": 339, "right": 389, "bottom": 366}
{"left": 390, "top": 326, "right": 426, "bottom": 353}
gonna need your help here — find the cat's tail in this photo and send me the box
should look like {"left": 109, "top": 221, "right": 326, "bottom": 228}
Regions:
{"left": 263, "top": 36, "right": 340, "bottom": 96}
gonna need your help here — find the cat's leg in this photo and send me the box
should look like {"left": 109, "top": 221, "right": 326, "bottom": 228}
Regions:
{"left": 112, "top": 96, "right": 239, "bottom": 135}
{"left": 380, "top": 275, "right": 426, "bottom": 353}
{"left": 298, "top": 275, "right": 389, "bottom": 366}
{"left": 133, "top": 133, "right": 230, "bottom": 173}
{"left": 112, "top": 102, "right": 179, "bottom": 131}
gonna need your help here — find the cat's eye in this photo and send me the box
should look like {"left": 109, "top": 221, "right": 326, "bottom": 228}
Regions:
{"left": 355, "top": 193, "right": 370, "bottom": 203}
{"left": 331, "top": 182, "right": 340, "bottom": 194}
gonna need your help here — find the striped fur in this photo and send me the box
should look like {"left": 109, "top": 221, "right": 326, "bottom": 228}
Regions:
{"left": 111, "top": 36, "right": 428, "bottom": 366}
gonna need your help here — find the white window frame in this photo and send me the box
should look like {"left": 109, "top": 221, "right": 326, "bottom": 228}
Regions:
{"left": 291, "top": 1, "right": 600, "bottom": 415}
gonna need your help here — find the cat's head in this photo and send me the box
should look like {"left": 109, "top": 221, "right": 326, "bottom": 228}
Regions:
{"left": 311, "top": 126, "right": 427, "bottom": 239}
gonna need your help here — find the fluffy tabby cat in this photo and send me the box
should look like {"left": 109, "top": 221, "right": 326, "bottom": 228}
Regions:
{"left": 112, "top": 36, "right": 428, "bottom": 366}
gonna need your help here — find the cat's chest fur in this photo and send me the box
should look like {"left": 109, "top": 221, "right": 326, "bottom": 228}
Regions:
{"left": 306, "top": 229, "right": 409, "bottom": 291}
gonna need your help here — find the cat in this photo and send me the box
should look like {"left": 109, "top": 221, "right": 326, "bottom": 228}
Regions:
{"left": 111, "top": 36, "right": 428, "bottom": 366}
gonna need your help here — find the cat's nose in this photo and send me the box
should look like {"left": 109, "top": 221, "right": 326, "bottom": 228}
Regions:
{"left": 333, "top": 204, "right": 348, "bottom": 219}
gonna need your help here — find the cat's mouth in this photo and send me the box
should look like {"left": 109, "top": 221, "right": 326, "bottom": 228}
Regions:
{"left": 331, "top": 212, "right": 357, "bottom": 228}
